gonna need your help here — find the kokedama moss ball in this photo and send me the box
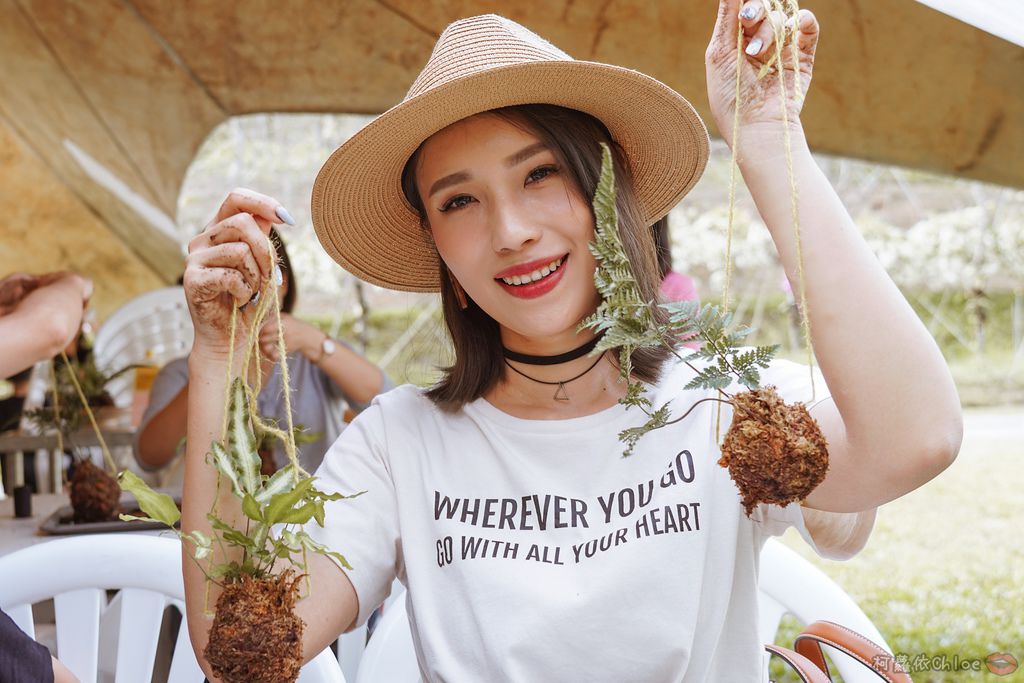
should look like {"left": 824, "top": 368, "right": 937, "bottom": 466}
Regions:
{"left": 69, "top": 459, "right": 121, "bottom": 523}
{"left": 719, "top": 386, "right": 829, "bottom": 516}
{"left": 205, "top": 572, "right": 305, "bottom": 683}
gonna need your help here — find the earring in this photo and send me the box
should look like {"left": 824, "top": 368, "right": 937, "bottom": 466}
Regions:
{"left": 450, "top": 274, "right": 469, "bottom": 310}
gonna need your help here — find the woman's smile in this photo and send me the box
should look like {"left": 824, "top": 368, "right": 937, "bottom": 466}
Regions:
{"left": 495, "top": 254, "right": 569, "bottom": 299}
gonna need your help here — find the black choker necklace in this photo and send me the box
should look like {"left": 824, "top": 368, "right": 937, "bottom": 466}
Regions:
{"left": 504, "top": 352, "right": 606, "bottom": 402}
{"left": 502, "top": 336, "right": 601, "bottom": 366}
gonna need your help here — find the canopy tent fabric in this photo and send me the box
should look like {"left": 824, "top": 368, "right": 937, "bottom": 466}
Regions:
{"left": 0, "top": 0, "right": 1020, "bottom": 312}
{"left": 915, "top": 0, "right": 1024, "bottom": 48}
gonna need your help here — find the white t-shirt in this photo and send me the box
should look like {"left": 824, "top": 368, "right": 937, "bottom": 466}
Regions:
{"left": 307, "top": 357, "right": 869, "bottom": 682}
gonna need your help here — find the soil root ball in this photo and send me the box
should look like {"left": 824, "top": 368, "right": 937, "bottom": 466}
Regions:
{"left": 719, "top": 386, "right": 829, "bottom": 516}
{"left": 69, "top": 459, "right": 121, "bottom": 523}
{"left": 205, "top": 571, "right": 305, "bottom": 683}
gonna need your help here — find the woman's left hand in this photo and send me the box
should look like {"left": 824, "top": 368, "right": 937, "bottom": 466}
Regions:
{"left": 258, "top": 312, "right": 323, "bottom": 362}
{"left": 705, "top": 0, "right": 820, "bottom": 146}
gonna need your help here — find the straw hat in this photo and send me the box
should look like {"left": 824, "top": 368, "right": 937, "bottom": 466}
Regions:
{"left": 311, "top": 14, "right": 710, "bottom": 293}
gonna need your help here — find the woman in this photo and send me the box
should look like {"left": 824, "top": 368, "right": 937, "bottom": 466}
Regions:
{"left": 180, "top": 6, "right": 962, "bottom": 681}
{"left": 136, "top": 230, "right": 391, "bottom": 478}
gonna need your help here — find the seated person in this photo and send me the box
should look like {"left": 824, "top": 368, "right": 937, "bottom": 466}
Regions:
{"left": 135, "top": 230, "right": 392, "bottom": 478}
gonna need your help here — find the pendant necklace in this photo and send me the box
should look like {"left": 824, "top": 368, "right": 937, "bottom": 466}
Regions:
{"left": 503, "top": 351, "right": 607, "bottom": 402}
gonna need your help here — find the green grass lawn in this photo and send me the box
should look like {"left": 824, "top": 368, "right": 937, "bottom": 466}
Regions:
{"left": 770, "top": 409, "right": 1024, "bottom": 682}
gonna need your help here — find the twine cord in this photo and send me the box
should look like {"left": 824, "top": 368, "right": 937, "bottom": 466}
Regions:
{"left": 59, "top": 350, "right": 117, "bottom": 475}
{"left": 719, "top": 1, "right": 817, "bottom": 438}
{"left": 766, "top": 0, "right": 817, "bottom": 398}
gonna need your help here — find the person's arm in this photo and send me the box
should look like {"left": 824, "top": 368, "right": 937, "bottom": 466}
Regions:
{"left": 52, "top": 656, "right": 79, "bottom": 683}
{"left": 0, "top": 273, "right": 91, "bottom": 377}
{"left": 738, "top": 132, "right": 961, "bottom": 512}
{"left": 705, "top": 3, "right": 961, "bottom": 514}
{"left": 180, "top": 189, "right": 357, "bottom": 680}
{"left": 135, "top": 384, "right": 188, "bottom": 470}
{"left": 259, "top": 313, "right": 386, "bottom": 407}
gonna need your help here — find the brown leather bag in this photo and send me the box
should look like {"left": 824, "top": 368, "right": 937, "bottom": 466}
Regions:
{"left": 764, "top": 620, "right": 913, "bottom": 682}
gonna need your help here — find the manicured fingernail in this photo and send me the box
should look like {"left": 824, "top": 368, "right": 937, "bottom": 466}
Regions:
{"left": 274, "top": 265, "right": 283, "bottom": 286}
{"left": 275, "top": 206, "right": 295, "bottom": 226}
{"left": 251, "top": 291, "right": 260, "bottom": 304}
{"left": 740, "top": 4, "right": 758, "bottom": 20}
{"left": 745, "top": 37, "right": 763, "bottom": 55}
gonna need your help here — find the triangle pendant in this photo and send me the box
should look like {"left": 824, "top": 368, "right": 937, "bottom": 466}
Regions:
{"left": 553, "top": 383, "right": 570, "bottom": 402}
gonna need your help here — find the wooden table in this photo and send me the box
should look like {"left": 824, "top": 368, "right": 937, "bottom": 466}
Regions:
{"left": 0, "top": 421, "right": 137, "bottom": 495}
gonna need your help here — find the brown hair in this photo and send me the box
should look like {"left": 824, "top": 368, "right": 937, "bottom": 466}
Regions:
{"left": 269, "top": 228, "right": 297, "bottom": 315}
{"left": 652, "top": 216, "right": 673, "bottom": 280}
{"left": 401, "top": 104, "right": 672, "bottom": 411}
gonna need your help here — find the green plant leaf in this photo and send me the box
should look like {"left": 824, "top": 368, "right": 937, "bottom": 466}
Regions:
{"left": 276, "top": 502, "right": 316, "bottom": 526}
{"left": 255, "top": 464, "right": 298, "bottom": 505}
{"left": 117, "top": 471, "right": 180, "bottom": 527}
{"left": 185, "top": 530, "right": 213, "bottom": 560}
{"left": 209, "top": 442, "right": 243, "bottom": 498}
{"left": 264, "top": 477, "right": 316, "bottom": 526}
{"left": 242, "top": 493, "right": 263, "bottom": 523}
{"left": 207, "top": 513, "right": 257, "bottom": 552}
{"left": 226, "top": 378, "right": 261, "bottom": 494}
{"left": 294, "top": 531, "right": 353, "bottom": 570}
{"left": 118, "top": 514, "right": 163, "bottom": 524}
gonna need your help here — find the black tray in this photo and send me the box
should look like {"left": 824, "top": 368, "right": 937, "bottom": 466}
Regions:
{"left": 39, "top": 494, "right": 181, "bottom": 535}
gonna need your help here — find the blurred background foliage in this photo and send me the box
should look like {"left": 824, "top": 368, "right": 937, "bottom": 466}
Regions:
{"left": 179, "top": 113, "right": 1024, "bottom": 405}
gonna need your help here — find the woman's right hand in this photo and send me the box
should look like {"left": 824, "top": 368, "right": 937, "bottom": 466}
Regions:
{"left": 183, "top": 189, "right": 291, "bottom": 358}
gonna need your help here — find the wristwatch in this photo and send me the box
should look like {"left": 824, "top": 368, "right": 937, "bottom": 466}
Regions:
{"left": 317, "top": 335, "right": 337, "bottom": 364}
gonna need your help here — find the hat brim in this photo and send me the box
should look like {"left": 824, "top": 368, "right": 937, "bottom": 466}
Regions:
{"left": 311, "top": 60, "right": 710, "bottom": 293}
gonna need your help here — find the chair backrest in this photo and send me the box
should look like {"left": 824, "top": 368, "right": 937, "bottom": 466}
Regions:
{"left": 0, "top": 534, "right": 344, "bottom": 683}
{"left": 93, "top": 287, "right": 195, "bottom": 408}
{"left": 347, "top": 539, "right": 895, "bottom": 683}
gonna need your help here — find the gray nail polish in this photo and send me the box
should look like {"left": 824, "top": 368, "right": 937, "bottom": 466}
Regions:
{"left": 745, "top": 37, "right": 763, "bottom": 56}
{"left": 274, "top": 265, "right": 283, "bottom": 286}
{"left": 251, "top": 291, "right": 260, "bottom": 304}
{"left": 740, "top": 5, "right": 758, "bottom": 20}
{"left": 275, "top": 206, "right": 296, "bottom": 226}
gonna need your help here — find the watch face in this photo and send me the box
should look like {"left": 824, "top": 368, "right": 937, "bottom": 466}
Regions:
{"left": 322, "top": 338, "right": 337, "bottom": 356}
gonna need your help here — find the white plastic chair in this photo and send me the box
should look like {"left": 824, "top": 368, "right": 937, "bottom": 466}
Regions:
{"left": 0, "top": 534, "right": 345, "bottom": 683}
{"left": 347, "top": 538, "right": 894, "bottom": 683}
{"left": 758, "top": 539, "right": 893, "bottom": 683}
{"left": 93, "top": 286, "right": 194, "bottom": 408}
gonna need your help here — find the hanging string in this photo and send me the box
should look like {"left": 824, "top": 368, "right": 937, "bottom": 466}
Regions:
{"left": 49, "top": 363, "right": 65, "bottom": 483}
{"left": 723, "top": 14, "right": 744, "bottom": 315}
{"left": 214, "top": 236, "right": 306, "bottom": 479}
{"left": 717, "top": 1, "right": 817, "bottom": 440}
{"left": 717, "top": 16, "right": 748, "bottom": 443}
{"left": 269, "top": 275, "right": 302, "bottom": 480}
{"left": 58, "top": 350, "right": 117, "bottom": 474}
{"left": 219, "top": 306, "right": 239, "bottom": 441}
{"left": 766, "top": 0, "right": 817, "bottom": 398}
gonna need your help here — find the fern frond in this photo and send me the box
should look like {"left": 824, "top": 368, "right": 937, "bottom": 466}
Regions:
{"left": 579, "top": 143, "right": 780, "bottom": 456}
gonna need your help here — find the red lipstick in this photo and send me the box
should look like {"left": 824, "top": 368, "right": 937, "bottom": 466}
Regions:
{"left": 494, "top": 254, "right": 567, "bottom": 279}
{"left": 495, "top": 255, "right": 568, "bottom": 300}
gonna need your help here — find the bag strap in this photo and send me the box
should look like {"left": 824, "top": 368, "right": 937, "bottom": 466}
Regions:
{"left": 793, "top": 620, "right": 913, "bottom": 682}
{"left": 764, "top": 644, "right": 833, "bottom": 682}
